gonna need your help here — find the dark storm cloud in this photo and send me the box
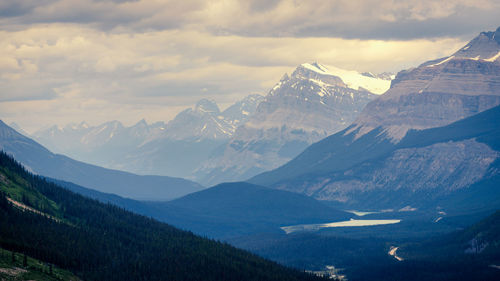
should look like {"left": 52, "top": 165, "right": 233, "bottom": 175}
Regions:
{"left": 1, "top": 0, "right": 499, "bottom": 40}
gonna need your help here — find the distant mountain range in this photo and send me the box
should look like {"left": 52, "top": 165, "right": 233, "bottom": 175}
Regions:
{"left": 29, "top": 64, "right": 391, "bottom": 184}
{"left": 194, "top": 63, "right": 391, "bottom": 185}
{"left": 250, "top": 27, "right": 500, "bottom": 212}
{"left": 0, "top": 120, "right": 203, "bottom": 200}
{"left": 1, "top": 58, "right": 394, "bottom": 202}
{"left": 31, "top": 95, "right": 264, "bottom": 179}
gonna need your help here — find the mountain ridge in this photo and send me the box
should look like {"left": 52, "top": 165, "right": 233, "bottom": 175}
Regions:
{"left": 0, "top": 151, "right": 325, "bottom": 281}
{"left": 30, "top": 94, "right": 265, "bottom": 178}
{"left": 194, "top": 62, "right": 390, "bottom": 186}
{"left": 0, "top": 120, "right": 203, "bottom": 200}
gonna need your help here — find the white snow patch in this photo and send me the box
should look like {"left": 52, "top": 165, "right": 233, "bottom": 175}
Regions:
{"left": 301, "top": 63, "right": 391, "bottom": 95}
{"left": 484, "top": 50, "right": 500, "bottom": 62}
{"left": 427, "top": 56, "right": 454, "bottom": 67}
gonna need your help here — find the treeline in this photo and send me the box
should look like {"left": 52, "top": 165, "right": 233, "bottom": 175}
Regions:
{"left": 0, "top": 151, "right": 324, "bottom": 281}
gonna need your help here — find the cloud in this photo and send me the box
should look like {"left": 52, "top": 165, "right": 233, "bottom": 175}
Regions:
{"left": 1, "top": 0, "right": 499, "bottom": 39}
{"left": 0, "top": 0, "right": 496, "bottom": 132}
{"left": 0, "top": 23, "right": 467, "bottom": 131}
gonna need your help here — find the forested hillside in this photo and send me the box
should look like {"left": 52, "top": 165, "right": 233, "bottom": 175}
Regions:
{"left": 0, "top": 151, "right": 324, "bottom": 281}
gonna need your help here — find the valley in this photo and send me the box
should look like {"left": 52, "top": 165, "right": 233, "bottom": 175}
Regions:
{"left": 1, "top": 14, "right": 500, "bottom": 281}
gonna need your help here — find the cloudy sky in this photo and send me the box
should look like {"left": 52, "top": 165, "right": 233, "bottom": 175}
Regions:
{"left": 1, "top": 0, "right": 499, "bottom": 132}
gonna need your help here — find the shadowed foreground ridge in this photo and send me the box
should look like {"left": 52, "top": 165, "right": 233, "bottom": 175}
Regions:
{"left": 0, "top": 151, "right": 324, "bottom": 281}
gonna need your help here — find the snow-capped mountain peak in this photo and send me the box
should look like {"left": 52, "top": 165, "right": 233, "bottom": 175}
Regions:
{"left": 221, "top": 94, "right": 265, "bottom": 126}
{"left": 347, "top": 26, "right": 500, "bottom": 142}
{"left": 299, "top": 62, "right": 392, "bottom": 95}
{"left": 452, "top": 26, "right": 500, "bottom": 61}
{"left": 194, "top": 62, "right": 384, "bottom": 186}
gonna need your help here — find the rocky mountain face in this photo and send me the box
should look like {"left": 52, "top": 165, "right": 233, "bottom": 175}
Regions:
{"left": 161, "top": 95, "right": 264, "bottom": 141}
{"left": 31, "top": 95, "right": 264, "bottom": 179}
{"left": 348, "top": 27, "right": 500, "bottom": 141}
{"left": 250, "top": 27, "right": 500, "bottom": 211}
{"left": 194, "top": 63, "right": 391, "bottom": 186}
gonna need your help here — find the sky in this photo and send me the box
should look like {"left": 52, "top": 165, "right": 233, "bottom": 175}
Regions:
{"left": 0, "top": 0, "right": 499, "bottom": 133}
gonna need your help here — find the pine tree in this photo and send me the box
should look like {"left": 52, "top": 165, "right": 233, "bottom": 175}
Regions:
{"left": 23, "top": 253, "right": 27, "bottom": 267}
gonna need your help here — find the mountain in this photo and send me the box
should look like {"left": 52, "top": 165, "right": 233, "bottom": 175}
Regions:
{"left": 250, "top": 27, "right": 500, "bottom": 211}
{"left": 348, "top": 26, "right": 500, "bottom": 141}
{"left": 31, "top": 94, "right": 264, "bottom": 179}
{"left": 7, "top": 122, "right": 29, "bottom": 137}
{"left": 32, "top": 119, "right": 166, "bottom": 168}
{"left": 0, "top": 151, "right": 323, "bottom": 281}
{"left": 251, "top": 102, "right": 500, "bottom": 211}
{"left": 2, "top": 121, "right": 350, "bottom": 240}
{"left": 162, "top": 99, "right": 231, "bottom": 141}
{"left": 147, "top": 182, "right": 352, "bottom": 238}
{"left": 44, "top": 177, "right": 352, "bottom": 240}
{"left": 0, "top": 120, "right": 203, "bottom": 200}
{"left": 194, "top": 63, "right": 392, "bottom": 186}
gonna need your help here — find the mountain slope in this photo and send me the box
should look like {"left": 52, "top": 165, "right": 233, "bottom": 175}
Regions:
{"left": 0, "top": 151, "right": 323, "bottom": 281}
{"left": 0, "top": 120, "right": 203, "bottom": 200}
{"left": 400, "top": 209, "right": 500, "bottom": 261}
{"left": 148, "top": 182, "right": 351, "bottom": 238}
{"left": 349, "top": 26, "right": 500, "bottom": 142}
{"left": 115, "top": 95, "right": 264, "bottom": 178}
{"left": 0, "top": 247, "right": 79, "bottom": 281}
{"left": 195, "top": 63, "right": 390, "bottom": 185}
{"left": 31, "top": 95, "right": 264, "bottom": 179}
{"left": 48, "top": 178, "right": 351, "bottom": 240}
{"left": 250, "top": 102, "right": 500, "bottom": 211}
{"left": 249, "top": 27, "right": 500, "bottom": 210}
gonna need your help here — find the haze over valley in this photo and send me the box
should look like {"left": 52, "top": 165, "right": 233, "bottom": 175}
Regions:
{"left": 1, "top": 1, "right": 500, "bottom": 280}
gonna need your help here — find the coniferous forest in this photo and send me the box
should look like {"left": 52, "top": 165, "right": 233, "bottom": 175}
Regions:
{"left": 0, "top": 151, "right": 324, "bottom": 281}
